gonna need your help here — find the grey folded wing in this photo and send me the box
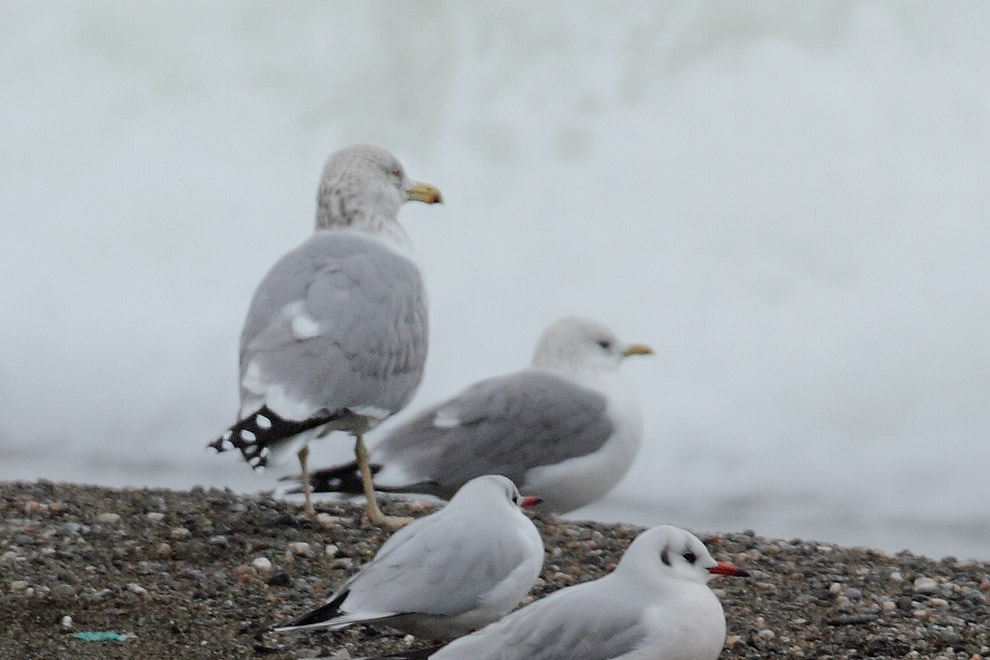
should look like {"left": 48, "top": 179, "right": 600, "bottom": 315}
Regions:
{"left": 437, "top": 579, "right": 647, "bottom": 660}
{"left": 376, "top": 370, "right": 613, "bottom": 495}
{"left": 238, "top": 231, "right": 428, "bottom": 421}
{"left": 340, "top": 513, "right": 535, "bottom": 617}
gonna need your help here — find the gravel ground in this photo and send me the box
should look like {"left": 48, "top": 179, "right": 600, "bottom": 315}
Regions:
{"left": 2, "top": 480, "right": 988, "bottom": 660}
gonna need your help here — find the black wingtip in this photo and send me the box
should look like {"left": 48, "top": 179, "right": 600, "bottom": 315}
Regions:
{"left": 358, "top": 646, "right": 444, "bottom": 660}
{"left": 269, "top": 599, "right": 344, "bottom": 632}
{"left": 208, "top": 406, "right": 345, "bottom": 470}
{"left": 281, "top": 460, "right": 380, "bottom": 495}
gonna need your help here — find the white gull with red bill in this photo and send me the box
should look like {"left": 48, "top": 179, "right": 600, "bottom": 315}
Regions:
{"left": 272, "top": 475, "right": 544, "bottom": 641}
{"left": 358, "top": 524, "right": 747, "bottom": 660}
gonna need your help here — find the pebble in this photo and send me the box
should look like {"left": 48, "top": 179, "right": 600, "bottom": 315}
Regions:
{"left": 10, "top": 580, "right": 29, "bottom": 592}
{"left": 329, "top": 557, "right": 353, "bottom": 571}
{"left": 60, "top": 615, "right": 72, "bottom": 629}
{"left": 915, "top": 577, "right": 939, "bottom": 593}
{"left": 51, "top": 583, "right": 75, "bottom": 599}
{"left": 127, "top": 583, "right": 149, "bottom": 596}
{"left": 146, "top": 512, "right": 165, "bottom": 523}
{"left": 316, "top": 513, "right": 344, "bottom": 527}
{"left": 252, "top": 557, "right": 273, "bottom": 573}
{"left": 97, "top": 512, "right": 121, "bottom": 524}
{"left": 287, "top": 541, "right": 312, "bottom": 557}
{"left": 170, "top": 527, "right": 191, "bottom": 540}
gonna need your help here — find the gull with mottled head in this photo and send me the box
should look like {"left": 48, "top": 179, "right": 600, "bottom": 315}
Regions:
{"left": 209, "top": 144, "right": 442, "bottom": 522}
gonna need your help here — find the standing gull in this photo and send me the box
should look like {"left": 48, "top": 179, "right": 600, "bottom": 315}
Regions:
{"left": 208, "top": 144, "right": 442, "bottom": 521}
{"left": 272, "top": 475, "right": 544, "bottom": 640}
{"left": 361, "top": 525, "right": 747, "bottom": 660}
{"left": 291, "top": 316, "right": 652, "bottom": 514}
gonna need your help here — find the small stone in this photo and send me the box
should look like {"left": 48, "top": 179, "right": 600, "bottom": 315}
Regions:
{"left": 146, "top": 512, "right": 165, "bottom": 523}
{"left": 51, "top": 584, "right": 76, "bottom": 599}
{"left": 170, "top": 527, "right": 191, "bottom": 540}
{"left": 97, "top": 512, "right": 121, "bottom": 524}
{"left": 939, "top": 629, "right": 963, "bottom": 644}
{"left": 252, "top": 557, "right": 273, "bottom": 573}
{"left": 233, "top": 565, "right": 258, "bottom": 583}
{"left": 10, "top": 580, "right": 30, "bottom": 592}
{"left": 266, "top": 570, "right": 292, "bottom": 587}
{"left": 928, "top": 597, "right": 949, "bottom": 608}
{"left": 316, "top": 513, "right": 343, "bottom": 527}
{"left": 60, "top": 615, "right": 73, "bottom": 629}
{"left": 127, "top": 583, "right": 148, "bottom": 596}
{"left": 757, "top": 629, "right": 775, "bottom": 640}
{"left": 324, "top": 544, "right": 339, "bottom": 558}
{"left": 330, "top": 558, "right": 353, "bottom": 571}
{"left": 914, "top": 577, "right": 939, "bottom": 593}
{"left": 156, "top": 543, "right": 172, "bottom": 558}
{"left": 287, "top": 541, "right": 312, "bottom": 557}
{"left": 208, "top": 535, "right": 229, "bottom": 547}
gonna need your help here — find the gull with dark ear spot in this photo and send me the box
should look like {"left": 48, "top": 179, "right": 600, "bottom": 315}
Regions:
{"left": 357, "top": 525, "right": 747, "bottom": 660}
{"left": 208, "top": 144, "right": 442, "bottom": 523}
{"left": 287, "top": 316, "right": 653, "bottom": 515}
{"left": 271, "top": 475, "right": 544, "bottom": 641}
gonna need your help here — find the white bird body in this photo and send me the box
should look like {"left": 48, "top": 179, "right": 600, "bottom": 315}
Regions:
{"left": 360, "top": 525, "right": 746, "bottom": 660}
{"left": 273, "top": 475, "right": 544, "bottom": 640}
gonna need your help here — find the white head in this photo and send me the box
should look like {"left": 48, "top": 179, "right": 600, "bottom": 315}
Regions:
{"left": 616, "top": 525, "right": 747, "bottom": 587}
{"left": 449, "top": 475, "right": 542, "bottom": 512}
{"left": 315, "top": 144, "right": 442, "bottom": 235}
{"left": 530, "top": 317, "right": 653, "bottom": 373}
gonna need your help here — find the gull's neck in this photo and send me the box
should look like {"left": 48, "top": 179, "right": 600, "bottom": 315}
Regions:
{"left": 315, "top": 207, "right": 415, "bottom": 255}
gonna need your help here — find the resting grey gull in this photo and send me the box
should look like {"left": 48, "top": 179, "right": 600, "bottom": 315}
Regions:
{"left": 359, "top": 525, "right": 747, "bottom": 660}
{"left": 289, "top": 316, "right": 652, "bottom": 514}
{"left": 271, "top": 475, "right": 544, "bottom": 640}
{"left": 209, "top": 144, "right": 442, "bottom": 521}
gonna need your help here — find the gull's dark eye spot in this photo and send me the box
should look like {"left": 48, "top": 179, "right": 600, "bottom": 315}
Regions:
{"left": 683, "top": 551, "right": 697, "bottom": 564}
{"left": 391, "top": 168, "right": 402, "bottom": 178}
{"left": 597, "top": 340, "right": 611, "bottom": 350}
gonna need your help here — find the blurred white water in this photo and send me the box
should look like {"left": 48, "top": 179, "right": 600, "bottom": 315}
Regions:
{"left": 2, "top": 2, "right": 989, "bottom": 559}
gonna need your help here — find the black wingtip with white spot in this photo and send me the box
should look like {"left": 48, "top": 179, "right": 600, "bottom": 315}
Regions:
{"left": 278, "top": 460, "right": 378, "bottom": 495}
{"left": 207, "top": 406, "right": 343, "bottom": 470}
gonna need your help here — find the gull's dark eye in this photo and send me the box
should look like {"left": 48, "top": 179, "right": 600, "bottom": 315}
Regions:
{"left": 391, "top": 168, "right": 402, "bottom": 179}
{"left": 683, "top": 551, "right": 697, "bottom": 564}
{"left": 597, "top": 340, "right": 611, "bottom": 350}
